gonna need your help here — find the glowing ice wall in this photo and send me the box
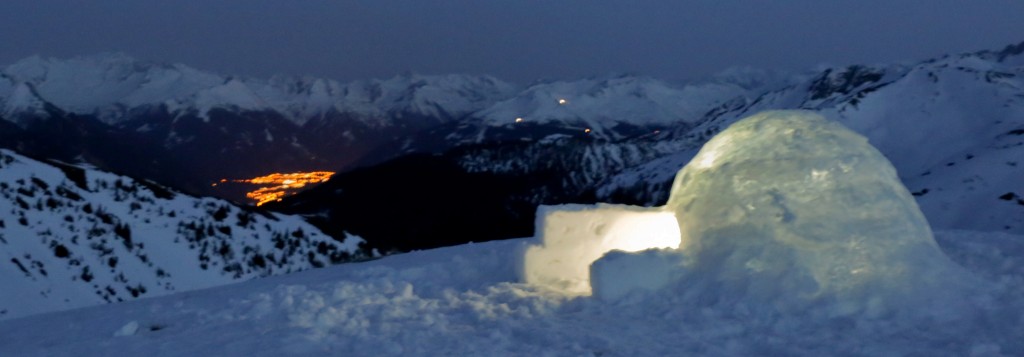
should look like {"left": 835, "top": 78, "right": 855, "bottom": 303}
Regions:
{"left": 521, "top": 204, "right": 680, "bottom": 295}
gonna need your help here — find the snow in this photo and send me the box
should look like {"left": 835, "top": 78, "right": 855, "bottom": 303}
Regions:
{"left": 0, "top": 229, "right": 1021, "bottom": 356}
{"left": 476, "top": 74, "right": 753, "bottom": 132}
{"left": 0, "top": 149, "right": 367, "bottom": 320}
{"left": 1, "top": 82, "right": 48, "bottom": 119}
{"left": 6, "top": 110, "right": 1001, "bottom": 355}
{"left": 0, "top": 119, "right": 1020, "bottom": 352}
{"left": 0, "top": 46, "right": 1023, "bottom": 355}
{"left": 2, "top": 54, "right": 223, "bottom": 122}
{"left": 522, "top": 204, "right": 680, "bottom": 295}
{"left": 1, "top": 54, "right": 518, "bottom": 126}
{"left": 190, "top": 79, "right": 269, "bottom": 120}
{"left": 113, "top": 321, "right": 139, "bottom": 337}
{"left": 590, "top": 249, "right": 683, "bottom": 302}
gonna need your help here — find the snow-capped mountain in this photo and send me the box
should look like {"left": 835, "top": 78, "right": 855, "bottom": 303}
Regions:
{"left": 2, "top": 41, "right": 1022, "bottom": 251}
{"left": 0, "top": 54, "right": 518, "bottom": 125}
{"left": 0, "top": 54, "right": 524, "bottom": 197}
{"left": 275, "top": 40, "right": 1024, "bottom": 256}
{"left": 475, "top": 75, "right": 746, "bottom": 133}
{"left": 0, "top": 54, "right": 781, "bottom": 199}
{"left": 0, "top": 149, "right": 369, "bottom": 320}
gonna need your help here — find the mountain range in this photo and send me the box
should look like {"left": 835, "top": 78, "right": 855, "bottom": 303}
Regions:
{"left": 0, "top": 53, "right": 773, "bottom": 197}
{"left": 274, "top": 40, "right": 1024, "bottom": 252}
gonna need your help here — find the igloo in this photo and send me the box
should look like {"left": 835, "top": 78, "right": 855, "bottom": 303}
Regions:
{"left": 522, "top": 110, "right": 972, "bottom": 312}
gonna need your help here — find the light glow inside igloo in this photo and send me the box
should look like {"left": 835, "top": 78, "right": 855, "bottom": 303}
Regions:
{"left": 522, "top": 110, "right": 971, "bottom": 312}
{"left": 521, "top": 204, "right": 681, "bottom": 295}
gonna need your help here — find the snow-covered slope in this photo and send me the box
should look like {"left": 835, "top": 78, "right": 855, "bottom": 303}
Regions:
{"left": 0, "top": 229, "right": 1020, "bottom": 356}
{"left": 0, "top": 149, "right": 369, "bottom": 320}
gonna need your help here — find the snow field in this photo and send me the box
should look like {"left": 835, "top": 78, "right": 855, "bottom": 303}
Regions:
{"left": 0, "top": 229, "right": 1022, "bottom": 356}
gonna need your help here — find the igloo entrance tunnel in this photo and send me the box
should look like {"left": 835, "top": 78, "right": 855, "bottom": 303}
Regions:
{"left": 521, "top": 110, "right": 972, "bottom": 311}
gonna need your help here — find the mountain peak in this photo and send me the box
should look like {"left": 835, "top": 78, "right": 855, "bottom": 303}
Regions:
{"left": 1, "top": 81, "right": 50, "bottom": 120}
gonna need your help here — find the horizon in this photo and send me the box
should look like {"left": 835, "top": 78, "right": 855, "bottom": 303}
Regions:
{"left": 3, "top": 37, "right": 1021, "bottom": 86}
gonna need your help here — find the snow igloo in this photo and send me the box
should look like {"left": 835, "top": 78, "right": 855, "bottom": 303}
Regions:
{"left": 522, "top": 110, "right": 970, "bottom": 312}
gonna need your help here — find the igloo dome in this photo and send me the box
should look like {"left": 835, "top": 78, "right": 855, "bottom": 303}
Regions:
{"left": 659, "top": 110, "right": 969, "bottom": 309}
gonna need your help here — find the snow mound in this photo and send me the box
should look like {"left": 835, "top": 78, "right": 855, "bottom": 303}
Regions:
{"left": 525, "top": 110, "right": 976, "bottom": 316}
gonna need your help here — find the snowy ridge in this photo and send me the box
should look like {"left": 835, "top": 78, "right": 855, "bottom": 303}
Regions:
{"left": 2, "top": 54, "right": 225, "bottom": 122}
{"left": 0, "top": 149, "right": 368, "bottom": 320}
{"left": 0, "top": 54, "right": 520, "bottom": 125}
{"left": 475, "top": 75, "right": 751, "bottom": 131}
{"left": 0, "top": 53, "right": 782, "bottom": 136}
{"left": 0, "top": 78, "right": 52, "bottom": 121}
{"left": 252, "top": 73, "right": 519, "bottom": 126}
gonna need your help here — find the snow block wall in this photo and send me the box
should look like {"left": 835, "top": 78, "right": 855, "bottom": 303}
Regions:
{"left": 524, "top": 110, "right": 974, "bottom": 315}
{"left": 521, "top": 204, "right": 680, "bottom": 295}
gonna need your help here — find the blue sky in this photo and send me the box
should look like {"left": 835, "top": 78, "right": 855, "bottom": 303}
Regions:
{"left": 1, "top": 1, "right": 1022, "bottom": 82}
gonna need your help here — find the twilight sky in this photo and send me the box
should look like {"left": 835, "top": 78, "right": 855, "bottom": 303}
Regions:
{"left": 1, "top": 1, "right": 1022, "bottom": 83}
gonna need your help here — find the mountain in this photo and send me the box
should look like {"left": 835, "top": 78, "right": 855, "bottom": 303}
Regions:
{"left": 0, "top": 54, "right": 779, "bottom": 200}
{"left": 2, "top": 41, "right": 1023, "bottom": 252}
{"left": 0, "top": 55, "right": 522, "bottom": 198}
{"left": 1, "top": 54, "right": 518, "bottom": 125}
{"left": 0, "top": 149, "right": 370, "bottom": 320}
{"left": 275, "top": 40, "right": 1024, "bottom": 255}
